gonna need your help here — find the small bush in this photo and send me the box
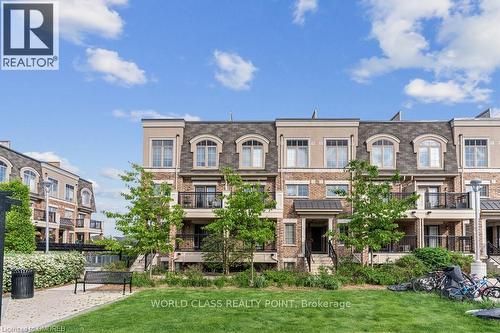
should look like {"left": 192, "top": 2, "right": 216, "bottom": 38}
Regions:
{"left": 213, "top": 276, "right": 227, "bottom": 288}
{"left": 414, "top": 247, "right": 451, "bottom": 269}
{"left": 132, "top": 272, "right": 156, "bottom": 287}
{"left": 102, "top": 260, "right": 128, "bottom": 271}
{"left": 450, "top": 252, "right": 473, "bottom": 273}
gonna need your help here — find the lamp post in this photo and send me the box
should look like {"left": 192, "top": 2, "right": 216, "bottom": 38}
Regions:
{"left": 42, "top": 178, "right": 52, "bottom": 254}
{"left": 470, "top": 179, "right": 487, "bottom": 277}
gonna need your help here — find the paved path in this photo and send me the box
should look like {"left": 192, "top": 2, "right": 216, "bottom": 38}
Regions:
{"left": 1, "top": 283, "right": 132, "bottom": 331}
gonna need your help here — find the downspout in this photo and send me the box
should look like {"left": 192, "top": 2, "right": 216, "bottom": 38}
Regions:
{"left": 174, "top": 134, "right": 180, "bottom": 191}
{"left": 280, "top": 134, "right": 284, "bottom": 193}
{"left": 350, "top": 134, "right": 355, "bottom": 215}
{"left": 459, "top": 134, "right": 464, "bottom": 192}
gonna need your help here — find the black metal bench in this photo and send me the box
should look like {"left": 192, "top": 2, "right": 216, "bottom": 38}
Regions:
{"left": 74, "top": 271, "right": 133, "bottom": 295}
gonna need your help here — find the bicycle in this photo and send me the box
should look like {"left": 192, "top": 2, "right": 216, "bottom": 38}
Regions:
{"left": 480, "top": 276, "right": 500, "bottom": 302}
{"left": 441, "top": 275, "right": 490, "bottom": 301}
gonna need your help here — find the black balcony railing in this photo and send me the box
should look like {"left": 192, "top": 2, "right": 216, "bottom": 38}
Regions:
{"left": 424, "top": 192, "right": 470, "bottom": 209}
{"left": 175, "top": 233, "right": 277, "bottom": 252}
{"left": 59, "top": 217, "right": 74, "bottom": 228}
{"left": 90, "top": 220, "right": 102, "bottom": 229}
{"left": 178, "top": 192, "right": 223, "bottom": 209}
{"left": 378, "top": 235, "right": 417, "bottom": 252}
{"left": 424, "top": 235, "right": 473, "bottom": 252}
{"left": 33, "top": 209, "right": 56, "bottom": 223}
{"left": 75, "top": 219, "right": 85, "bottom": 228}
{"left": 389, "top": 192, "right": 418, "bottom": 207}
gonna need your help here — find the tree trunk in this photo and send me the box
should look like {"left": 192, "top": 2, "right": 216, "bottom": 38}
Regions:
{"left": 250, "top": 250, "right": 254, "bottom": 287}
{"left": 369, "top": 248, "right": 373, "bottom": 267}
{"left": 149, "top": 251, "right": 153, "bottom": 278}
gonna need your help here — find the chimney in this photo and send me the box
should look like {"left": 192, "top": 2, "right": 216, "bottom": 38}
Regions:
{"left": 390, "top": 111, "right": 402, "bottom": 121}
{"left": 48, "top": 161, "right": 61, "bottom": 168}
{"left": 0, "top": 141, "right": 11, "bottom": 149}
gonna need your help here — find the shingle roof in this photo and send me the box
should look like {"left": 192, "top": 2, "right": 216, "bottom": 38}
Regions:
{"left": 481, "top": 200, "right": 500, "bottom": 211}
{"left": 357, "top": 121, "right": 458, "bottom": 175}
{"left": 294, "top": 199, "right": 343, "bottom": 211}
{"left": 180, "top": 122, "right": 277, "bottom": 174}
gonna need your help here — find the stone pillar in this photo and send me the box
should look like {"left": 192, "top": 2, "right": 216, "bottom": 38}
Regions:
{"left": 480, "top": 218, "right": 487, "bottom": 259}
{"left": 416, "top": 218, "right": 424, "bottom": 248}
{"left": 301, "top": 218, "right": 306, "bottom": 256}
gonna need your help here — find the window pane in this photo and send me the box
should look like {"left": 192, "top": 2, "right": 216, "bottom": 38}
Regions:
{"left": 297, "top": 147, "right": 308, "bottom": 167}
{"left": 163, "top": 146, "right": 173, "bottom": 167}
{"left": 287, "top": 148, "right": 296, "bottom": 167}
{"left": 476, "top": 146, "right": 487, "bottom": 167}
{"left": 252, "top": 147, "right": 263, "bottom": 167}
{"left": 383, "top": 146, "right": 393, "bottom": 168}
{"left": 338, "top": 147, "right": 348, "bottom": 168}
{"left": 0, "top": 162, "right": 6, "bottom": 182}
{"left": 372, "top": 146, "right": 382, "bottom": 167}
{"left": 465, "top": 147, "right": 474, "bottom": 167}
{"left": 298, "top": 184, "right": 309, "bottom": 197}
{"left": 326, "top": 147, "right": 336, "bottom": 168}
{"left": 327, "top": 184, "right": 348, "bottom": 197}
{"left": 242, "top": 147, "right": 251, "bottom": 167}
{"left": 419, "top": 147, "right": 429, "bottom": 167}
{"left": 196, "top": 147, "right": 205, "bottom": 166}
{"left": 284, "top": 224, "right": 295, "bottom": 244}
{"left": 430, "top": 147, "right": 440, "bottom": 167}
{"left": 152, "top": 141, "right": 162, "bottom": 167}
{"left": 207, "top": 147, "right": 217, "bottom": 167}
{"left": 286, "top": 185, "right": 296, "bottom": 196}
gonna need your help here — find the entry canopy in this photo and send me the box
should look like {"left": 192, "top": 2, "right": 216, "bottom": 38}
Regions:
{"left": 294, "top": 199, "right": 343, "bottom": 214}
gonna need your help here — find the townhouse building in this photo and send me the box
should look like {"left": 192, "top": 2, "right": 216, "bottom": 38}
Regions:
{"left": 0, "top": 141, "right": 103, "bottom": 244}
{"left": 142, "top": 110, "right": 500, "bottom": 273}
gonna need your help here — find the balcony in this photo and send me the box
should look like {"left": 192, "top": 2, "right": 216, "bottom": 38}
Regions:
{"left": 424, "top": 192, "right": 470, "bottom": 210}
{"left": 175, "top": 233, "right": 277, "bottom": 252}
{"left": 33, "top": 209, "right": 56, "bottom": 223}
{"left": 378, "top": 235, "right": 417, "bottom": 253}
{"left": 90, "top": 220, "right": 102, "bottom": 229}
{"left": 59, "top": 217, "right": 74, "bottom": 229}
{"left": 75, "top": 218, "right": 85, "bottom": 228}
{"left": 424, "top": 235, "right": 473, "bottom": 253}
{"left": 178, "top": 192, "right": 223, "bottom": 209}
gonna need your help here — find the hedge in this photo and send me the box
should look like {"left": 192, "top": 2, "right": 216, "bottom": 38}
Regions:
{"left": 3, "top": 252, "right": 85, "bottom": 292}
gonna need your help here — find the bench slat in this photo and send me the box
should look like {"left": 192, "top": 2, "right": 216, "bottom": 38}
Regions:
{"left": 84, "top": 271, "right": 132, "bottom": 284}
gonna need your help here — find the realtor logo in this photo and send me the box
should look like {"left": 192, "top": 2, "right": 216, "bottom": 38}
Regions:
{"left": 1, "top": 1, "right": 59, "bottom": 70}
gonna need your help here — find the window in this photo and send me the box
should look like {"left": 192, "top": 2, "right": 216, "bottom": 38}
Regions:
{"left": 338, "top": 224, "right": 349, "bottom": 245}
{"left": 286, "top": 184, "right": 309, "bottom": 197}
{"left": 64, "top": 210, "right": 73, "bottom": 219}
{"left": 465, "top": 139, "right": 488, "bottom": 168}
{"left": 326, "top": 184, "right": 349, "bottom": 197}
{"left": 286, "top": 139, "right": 309, "bottom": 167}
{"left": 371, "top": 139, "right": 394, "bottom": 169}
{"left": 48, "top": 178, "right": 58, "bottom": 197}
{"left": 82, "top": 190, "right": 91, "bottom": 206}
{"left": 284, "top": 262, "right": 296, "bottom": 270}
{"left": 152, "top": 140, "right": 174, "bottom": 168}
{"left": 241, "top": 140, "right": 264, "bottom": 168}
{"left": 419, "top": 140, "right": 441, "bottom": 168}
{"left": 196, "top": 140, "right": 217, "bottom": 167}
{"left": 65, "top": 184, "right": 74, "bottom": 202}
{"left": 325, "top": 139, "right": 348, "bottom": 168}
{"left": 0, "top": 161, "right": 6, "bottom": 182}
{"left": 22, "top": 170, "right": 37, "bottom": 192}
{"left": 466, "top": 184, "right": 489, "bottom": 198}
{"left": 284, "top": 224, "right": 296, "bottom": 245}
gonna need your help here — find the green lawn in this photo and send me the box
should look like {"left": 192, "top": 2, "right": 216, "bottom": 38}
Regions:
{"left": 53, "top": 288, "right": 499, "bottom": 333}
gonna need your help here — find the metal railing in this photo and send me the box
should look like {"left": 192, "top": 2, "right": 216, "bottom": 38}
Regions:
{"left": 305, "top": 242, "right": 312, "bottom": 272}
{"left": 379, "top": 235, "right": 417, "bottom": 253}
{"left": 178, "top": 192, "right": 223, "bottom": 209}
{"left": 90, "top": 220, "right": 102, "bottom": 229}
{"left": 59, "top": 217, "right": 74, "bottom": 228}
{"left": 424, "top": 235, "right": 473, "bottom": 252}
{"left": 328, "top": 240, "right": 338, "bottom": 270}
{"left": 33, "top": 209, "right": 56, "bottom": 223}
{"left": 35, "top": 242, "right": 107, "bottom": 252}
{"left": 175, "top": 233, "right": 209, "bottom": 251}
{"left": 424, "top": 192, "right": 470, "bottom": 209}
{"left": 75, "top": 219, "right": 85, "bottom": 228}
{"left": 389, "top": 192, "right": 418, "bottom": 207}
{"left": 487, "top": 242, "right": 500, "bottom": 267}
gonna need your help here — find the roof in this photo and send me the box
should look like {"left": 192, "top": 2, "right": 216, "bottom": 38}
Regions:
{"left": 180, "top": 122, "right": 278, "bottom": 174}
{"left": 357, "top": 121, "right": 458, "bottom": 175}
{"left": 481, "top": 200, "right": 500, "bottom": 211}
{"left": 294, "top": 199, "right": 343, "bottom": 211}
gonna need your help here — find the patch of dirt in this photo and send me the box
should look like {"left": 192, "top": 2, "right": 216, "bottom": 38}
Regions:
{"left": 340, "top": 284, "right": 386, "bottom": 290}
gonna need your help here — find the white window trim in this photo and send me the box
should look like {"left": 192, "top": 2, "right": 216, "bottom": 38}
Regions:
{"left": 189, "top": 134, "right": 223, "bottom": 170}
{"left": 81, "top": 188, "right": 92, "bottom": 207}
{"left": 236, "top": 134, "right": 269, "bottom": 170}
{"left": 48, "top": 177, "right": 59, "bottom": 198}
{"left": 463, "top": 137, "right": 490, "bottom": 169}
{"left": 366, "top": 134, "right": 400, "bottom": 170}
{"left": 412, "top": 134, "right": 448, "bottom": 170}
{"left": 20, "top": 167, "right": 40, "bottom": 193}
{"left": 325, "top": 183, "right": 349, "bottom": 198}
{"left": 285, "top": 138, "right": 310, "bottom": 168}
{"left": 0, "top": 156, "right": 13, "bottom": 182}
{"left": 283, "top": 223, "right": 297, "bottom": 246}
{"left": 149, "top": 137, "right": 176, "bottom": 169}
{"left": 465, "top": 180, "right": 491, "bottom": 198}
{"left": 323, "top": 137, "right": 350, "bottom": 169}
{"left": 285, "top": 184, "right": 309, "bottom": 198}
{"left": 65, "top": 184, "right": 75, "bottom": 202}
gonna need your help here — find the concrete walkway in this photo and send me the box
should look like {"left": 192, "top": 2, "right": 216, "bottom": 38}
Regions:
{"left": 1, "top": 283, "right": 133, "bottom": 331}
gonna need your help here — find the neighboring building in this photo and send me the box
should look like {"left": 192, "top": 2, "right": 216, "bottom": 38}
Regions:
{"left": 141, "top": 110, "right": 500, "bottom": 272}
{"left": 0, "top": 141, "right": 103, "bottom": 244}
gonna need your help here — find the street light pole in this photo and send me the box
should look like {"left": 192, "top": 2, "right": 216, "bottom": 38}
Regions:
{"left": 42, "top": 178, "right": 52, "bottom": 254}
{"left": 470, "top": 179, "right": 487, "bottom": 277}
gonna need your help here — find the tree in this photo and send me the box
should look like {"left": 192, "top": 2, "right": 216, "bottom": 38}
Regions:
{"left": 200, "top": 232, "right": 246, "bottom": 274}
{"left": 329, "top": 160, "right": 418, "bottom": 266}
{"left": 0, "top": 180, "right": 35, "bottom": 253}
{"left": 210, "top": 168, "right": 275, "bottom": 284}
{"left": 104, "top": 163, "right": 184, "bottom": 276}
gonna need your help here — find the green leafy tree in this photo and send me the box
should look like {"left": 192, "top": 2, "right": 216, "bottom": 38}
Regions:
{"left": 200, "top": 232, "right": 246, "bottom": 274}
{"left": 0, "top": 180, "right": 36, "bottom": 253}
{"left": 210, "top": 168, "right": 275, "bottom": 284}
{"left": 328, "top": 160, "right": 418, "bottom": 266}
{"left": 104, "top": 163, "right": 184, "bottom": 276}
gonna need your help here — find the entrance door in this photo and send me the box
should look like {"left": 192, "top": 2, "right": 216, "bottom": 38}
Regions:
{"left": 194, "top": 224, "right": 206, "bottom": 250}
{"left": 487, "top": 226, "right": 493, "bottom": 247}
{"left": 427, "top": 226, "right": 439, "bottom": 248}
{"left": 425, "top": 187, "right": 439, "bottom": 209}
{"left": 310, "top": 226, "right": 326, "bottom": 253}
{"left": 195, "top": 186, "right": 216, "bottom": 208}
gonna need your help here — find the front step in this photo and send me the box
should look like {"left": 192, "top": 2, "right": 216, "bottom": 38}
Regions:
{"left": 308, "top": 254, "right": 334, "bottom": 274}
{"left": 487, "top": 256, "right": 500, "bottom": 274}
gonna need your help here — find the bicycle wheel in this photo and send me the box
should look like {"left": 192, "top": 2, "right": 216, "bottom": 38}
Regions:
{"left": 481, "top": 286, "right": 500, "bottom": 301}
{"left": 412, "top": 275, "right": 435, "bottom": 292}
{"left": 441, "top": 286, "right": 464, "bottom": 301}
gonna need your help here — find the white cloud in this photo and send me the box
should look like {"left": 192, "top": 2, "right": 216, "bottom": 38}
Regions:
{"left": 490, "top": 108, "right": 500, "bottom": 118}
{"left": 353, "top": 0, "right": 500, "bottom": 104}
{"left": 100, "top": 168, "right": 123, "bottom": 180}
{"left": 213, "top": 50, "right": 257, "bottom": 91}
{"left": 86, "top": 48, "right": 147, "bottom": 86}
{"left": 293, "top": 0, "right": 318, "bottom": 25}
{"left": 24, "top": 152, "right": 80, "bottom": 174}
{"left": 112, "top": 109, "right": 201, "bottom": 122}
{"left": 60, "top": 0, "right": 128, "bottom": 44}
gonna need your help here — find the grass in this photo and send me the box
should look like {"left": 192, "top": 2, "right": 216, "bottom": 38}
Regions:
{"left": 52, "top": 288, "right": 499, "bottom": 333}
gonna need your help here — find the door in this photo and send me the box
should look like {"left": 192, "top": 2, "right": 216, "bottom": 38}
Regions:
{"left": 425, "top": 187, "right": 439, "bottom": 209}
{"left": 195, "top": 186, "right": 216, "bottom": 208}
{"left": 310, "top": 226, "right": 326, "bottom": 253}
{"left": 487, "top": 226, "right": 493, "bottom": 246}
{"left": 427, "top": 226, "right": 439, "bottom": 248}
{"left": 194, "top": 224, "right": 206, "bottom": 250}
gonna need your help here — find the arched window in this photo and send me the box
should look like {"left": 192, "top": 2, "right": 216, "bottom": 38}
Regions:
{"left": 242, "top": 140, "right": 264, "bottom": 168}
{"left": 419, "top": 139, "right": 441, "bottom": 168}
{"left": 371, "top": 139, "right": 394, "bottom": 169}
{"left": 82, "top": 190, "right": 91, "bottom": 206}
{"left": 196, "top": 140, "right": 217, "bottom": 167}
{"left": 22, "top": 170, "right": 37, "bottom": 192}
{"left": 0, "top": 161, "right": 7, "bottom": 183}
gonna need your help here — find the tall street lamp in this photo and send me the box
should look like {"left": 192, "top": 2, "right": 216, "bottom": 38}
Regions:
{"left": 42, "top": 177, "right": 52, "bottom": 254}
{"left": 470, "top": 179, "right": 487, "bottom": 277}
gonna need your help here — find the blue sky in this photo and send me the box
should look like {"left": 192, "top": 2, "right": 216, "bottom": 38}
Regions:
{"left": 1, "top": 0, "right": 500, "bottom": 235}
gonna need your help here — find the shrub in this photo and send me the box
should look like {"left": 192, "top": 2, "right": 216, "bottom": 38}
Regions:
{"left": 213, "top": 276, "right": 227, "bottom": 288}
{"left": 3, "top": 252, "right": 85, "bottom": 291}
{"left": 414, "top": 247, "right": 451, "bottom": 269}
{"left": 0, "top": 181, "right": 35, "bottom": 253}
{"left": 394, "top": 255, "right": 429, "bottom": 278}
{"left": 132, "top": 272, "right": 156, "bottom": 287}
{"left": 164, "top": 272, "right": 184, "bottom": 286}
{"left": 102, "top": 260, "right": 128, "bottom": 271}
{"left": 449, "top": 252, "right": 473, "bottom": 273}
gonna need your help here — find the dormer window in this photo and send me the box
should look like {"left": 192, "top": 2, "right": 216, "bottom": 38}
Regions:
{"left": 22, "top": 169, "right": 38, "bottom": 193}
{"left": 419, "top": 140, "right": 441, "bottom": 168}
{"left": 0, "top": 161, "right": 7, "bottom": 182}
{"left": 242, "top": 140, "right": 263, "bottom": 168}
{"left": 372, "top": 139, "right": 394, "bottom": 169}
{"left": 82, "top": 189, "right": 91, "bottom": 206}
{"left": 196, "top": 140, "right": 217, "bottom": 167}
